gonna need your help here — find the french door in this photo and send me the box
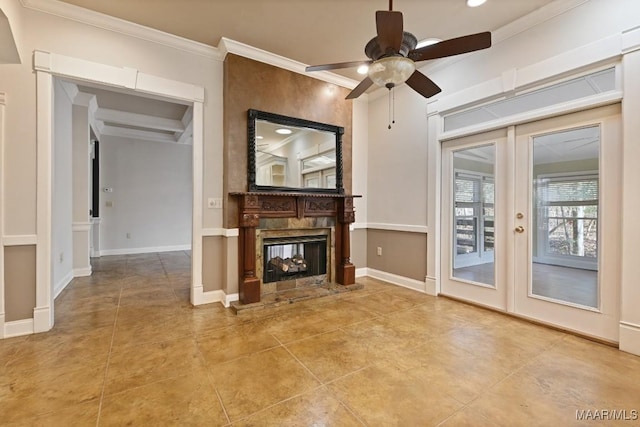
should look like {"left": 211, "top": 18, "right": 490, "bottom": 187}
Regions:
{"left": 441, "top": 106, "right": 621, "bottom": 341}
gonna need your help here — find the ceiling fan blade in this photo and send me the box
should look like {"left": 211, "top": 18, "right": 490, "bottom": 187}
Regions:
{"left": 409, "top": 32, "right": 491, "bottom": 62}
{"left": 405, "top": 71, "right": 442, "bottom": 98}
{"left": 346, "top": 77, "right": 374, "bottom": 100}
{"left": 306, "top": 60, "right": 372, "bottom": 72}
{"left": 376, "top": 10, "right": 403, "bottom": 54}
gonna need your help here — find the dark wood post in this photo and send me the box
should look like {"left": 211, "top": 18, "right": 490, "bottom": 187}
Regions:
{"left": 336, "top": 196, "right": 356, "bottom": 285}
{"left": 238, "top": 194, "right": 261, "bottom": 304}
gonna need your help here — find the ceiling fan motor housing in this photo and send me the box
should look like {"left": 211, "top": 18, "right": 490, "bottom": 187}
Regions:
{"left": 365, "top": 31, "right": 418, "bottom": 60}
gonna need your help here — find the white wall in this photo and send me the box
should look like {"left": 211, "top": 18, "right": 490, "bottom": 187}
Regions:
{"left": 99, "top": 136, "right": 192, "bottom": 254}
{"left": 52, "top": 79, "right": 73, "bottom": 291}
{"left": 367, "top": 88, "right": 429, "bottom": 227}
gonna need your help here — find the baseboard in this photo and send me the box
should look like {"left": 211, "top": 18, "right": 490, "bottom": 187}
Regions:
{"left": 5, "top": 318, "right": 34, "bottom": 338}
{"left": 91, "top": 250, "right": 101, "bottom": 258}
{"left": 0, "top": 314, "right": 4, "bottom": 338}
{"left": 33, "top": 306, "right": 53, "bottom": 333}
{"left": 191, "top": 285, "right": 238, "bottom": 308}
{"left": 73, "top": 267, "right": 92, "bottom": 277}
{"left": 425, "top": 276, "right": 438, "bottom": 296}
{"left": 355, "top": 267, "right": 369, "bottom": 278}
{"left": 54, "top": 270, "right": 74, "bottom": 299}
{"left": 620, "top": 321, "right": 640, "bottom": 356}
{"left": 100, "top": 244, "right": 191, "bottom": 256}
{"left": 365, "top": 268, "right": 427, "bottom": 293}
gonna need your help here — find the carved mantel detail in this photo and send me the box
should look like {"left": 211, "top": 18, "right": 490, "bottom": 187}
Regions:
{"left": 231, "top": 192, "right": 360, "bottom": 304}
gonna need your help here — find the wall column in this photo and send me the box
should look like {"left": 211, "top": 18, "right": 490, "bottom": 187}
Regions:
{"left": 71, "top": 101, "right": 92, "bottom": 277}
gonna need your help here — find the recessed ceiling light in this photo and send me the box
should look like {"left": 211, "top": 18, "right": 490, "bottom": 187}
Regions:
{"left": 275, "top": 128, "right": 292, "bottom": 135}
{"left": 416, "top": 38, "right": 442, "bottom": 49}
{"left": 357, "top": 64, "right": 369, "bottom": 75}
{"left": 467, "top": 0, "right": 487, "bottom": 7}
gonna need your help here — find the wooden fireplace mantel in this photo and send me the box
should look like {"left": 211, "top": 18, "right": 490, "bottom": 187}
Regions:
{"left": 231, "top": 192, "right": 361, "bottom": 304}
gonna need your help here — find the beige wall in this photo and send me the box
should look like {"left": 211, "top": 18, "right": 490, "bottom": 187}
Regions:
{"left": 350, "top": 228, "right": 367, "bottom": 269}
{"left": 222, "top": 54, "right": 353, "bottom": 228}
{"left": 4, "top": 245, "right": 36, "bottom": 321}
{"left": 366, "top": 229, "right": 427, "bottom": 282}
{"left": 202, "top": 236, "right": 223, "bottom": 292}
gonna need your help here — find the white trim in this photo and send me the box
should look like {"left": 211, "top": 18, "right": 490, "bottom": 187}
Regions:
{"left": 53, "top": 270, "right": 73, "bottom": 299}
{"left": 224, "top": 292, "right": 239, "bottom": 308}
{"left": 35, "top": 50, "right": 206, "bottom": 333}
{"left": 0, "top": 93, "right": 4, "bottom": 337}
{"left": 73, "top": 267, "right": 92, "bottom": 277}
{"left": 2, "top": 235, "right": 38, "bottom": 246}
{"left": 425, "top": 276, "right": 437, "bottom": 296}
{"left": 619, "top": 322, "right": 640, "bottom": 356}
{"left": 190, "top": 101, "right": 204, "bottom": 306}
{"left": 71, "top": 222, "right": 91, "bottom": 232}
{"left": 191, "top": 287, "right": 237, "bottom": 308}
{"left": 622, "top": 26, "right": 640, "bottom": 54}
{"left": 365, "top": 268, "right": 428, "bottom": 294}
{"left": 100, "top": 244, "right": 191, "bottom": 256}
{"left": 202, "top": 228, "right": 239, "bottom": 238}
{"left": 356, "top": 267, "right": 368, "bottom": 278}
{"left": 366, "top": 223, "right": 428, "bottom": 234}
{"left": 437, "top": 35, "right": 624, "bottom": 116}
{"left": 351, "top": 222, "right": 367, "bottom": 230}
{"left": 4, "top": 318, "right": 34, "bottom": 338}
{"left": 35, "top": 70, "right": 53, "bottom": 333}
{"left": 218, "top": 38, "right": 358, "bottom": 90}
{"left": 20, "top": 0, "right": 223, "bottom": 59}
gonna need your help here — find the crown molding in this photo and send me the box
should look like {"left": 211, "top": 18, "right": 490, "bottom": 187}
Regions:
{"left": 219, "top": 37, "right": 359, "bottom": 90}
{"left": 20, "top": 0, "right": 223, "bottom": 60}
{"left": 367, "top": 0, "right": 590, "bottom": 102}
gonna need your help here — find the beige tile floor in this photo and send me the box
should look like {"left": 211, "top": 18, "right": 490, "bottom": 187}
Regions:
{"left": 2, "top": 252, "right": 640, "bottom": 426}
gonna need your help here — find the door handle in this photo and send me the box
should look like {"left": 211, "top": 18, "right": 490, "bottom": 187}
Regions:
{"left": 515, "top": 226, "right": 525, "bottom": 233}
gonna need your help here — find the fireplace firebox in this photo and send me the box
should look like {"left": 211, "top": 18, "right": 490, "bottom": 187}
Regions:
{"left": 263, "top": 235, "right": 327, "bottom": 283}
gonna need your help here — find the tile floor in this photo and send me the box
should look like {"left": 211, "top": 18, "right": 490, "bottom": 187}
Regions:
{"left": 1, "top": 252, "right": 639, "bottom": 426}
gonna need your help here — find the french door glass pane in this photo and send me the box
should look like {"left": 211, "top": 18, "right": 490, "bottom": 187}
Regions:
{"left": 452, "top": 145, "right": 495, "bottom": 286}
{"left": 531, "top": 126, "right": 599, "bottom": 308}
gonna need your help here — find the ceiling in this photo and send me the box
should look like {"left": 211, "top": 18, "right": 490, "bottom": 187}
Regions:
{"left": 50, "top": 1, "right": 561, "bottom": 146}
{"left": 56, "top": 0, "right": 557, "bottom": 81}
{"left": 66, "top": 83, "right": 194, "bottom": 145}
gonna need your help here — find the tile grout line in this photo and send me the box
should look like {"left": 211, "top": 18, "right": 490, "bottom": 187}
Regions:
{"left": 95, "top": 282, "right": 124, "bottom": 427}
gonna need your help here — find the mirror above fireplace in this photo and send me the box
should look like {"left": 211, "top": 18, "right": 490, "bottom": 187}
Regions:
{"left": 248, "top": 109, "right": 344, "bottom": 193}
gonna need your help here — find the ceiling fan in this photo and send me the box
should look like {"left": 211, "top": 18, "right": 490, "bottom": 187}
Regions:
{"left": 305, "top": 0, "right": 492, "bottom": 100}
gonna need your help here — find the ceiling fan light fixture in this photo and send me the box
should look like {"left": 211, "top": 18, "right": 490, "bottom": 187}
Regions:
{"left": 466, "top": 0, "right": 487, "bottom": 7}
{"left": 357, "top": 64, "right": 369, "bottom": 75}
{"left": 368, "top": 56, "right": 415, "bottom": 89}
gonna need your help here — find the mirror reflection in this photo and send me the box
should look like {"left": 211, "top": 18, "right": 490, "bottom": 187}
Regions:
{"left": 255, "top": 119, "right": 337, "bottom": 189}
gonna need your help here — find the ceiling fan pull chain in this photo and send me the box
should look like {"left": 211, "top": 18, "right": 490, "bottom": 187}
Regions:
{"left": 388, "top": 88, "right": 392, "bottom": 129}
{"left": 392, "top": 86, "right": 396, "bottom": 125}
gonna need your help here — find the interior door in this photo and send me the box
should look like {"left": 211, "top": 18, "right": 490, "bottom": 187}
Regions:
{"left": 441, "top": 129, "right": 508, "bottom": 311}
{"left": 513, "top": 105, "right": 621, "bottom": 341}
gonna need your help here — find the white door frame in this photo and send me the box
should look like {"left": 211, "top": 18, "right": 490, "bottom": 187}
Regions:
{"left": 33, "top": 50, "right": 205, "bottom": 332}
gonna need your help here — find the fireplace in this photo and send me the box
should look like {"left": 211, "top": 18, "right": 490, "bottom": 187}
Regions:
{"left": 263, "top": 235, "right": 327, "bottom": 284}
{"left": 232, "top": 192, "right": 359, "bottom": 304}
